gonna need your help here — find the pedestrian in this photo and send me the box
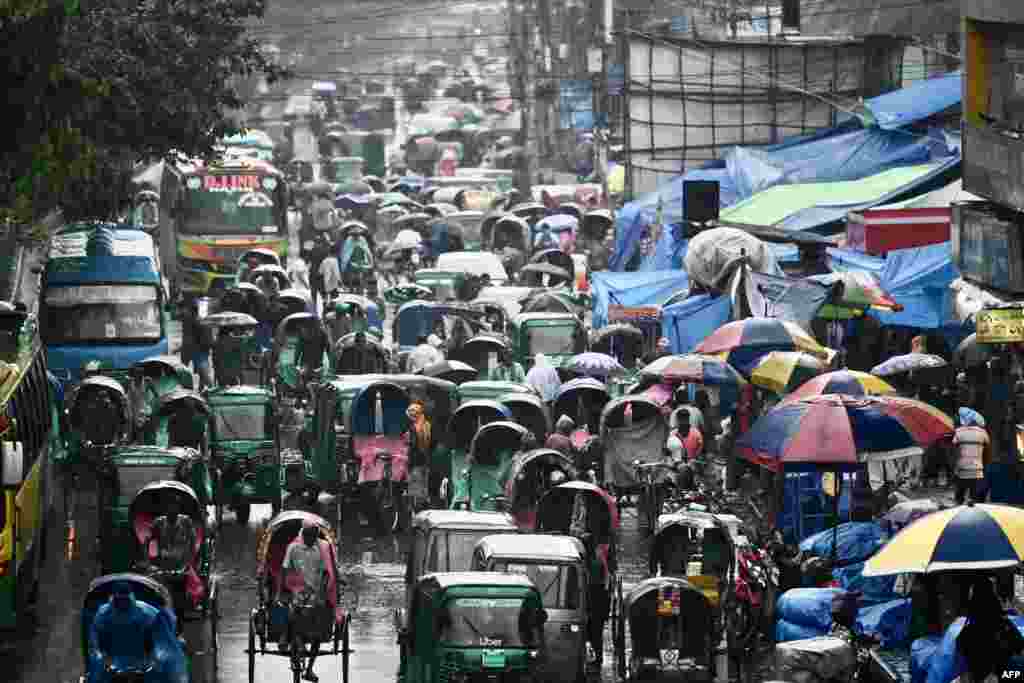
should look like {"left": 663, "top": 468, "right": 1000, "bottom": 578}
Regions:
{"left": 288, "top": 256, "right": 311, "bottom": 292}
{"left": 526, "top": 353, "right": 561, "bottom": 404}
{"left": 406, "top": 401, "right": 432, "bottom": 508}
{"left": 953, "top": 407, "right": 990, "bottom": 505}
{"left": 546, "top": 415, "right": 575, "bottom": 456}
{"left": 318, "top": 250, "right": 341, "bottom": 305}
{"left": 484, "top": 348, "right": 526, "bottom": 383}
{"left": 669, "top": 407, "right": 704, "bottom": 462}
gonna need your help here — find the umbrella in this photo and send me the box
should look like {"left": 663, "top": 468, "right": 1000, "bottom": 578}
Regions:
{"left": 785, "top": 370, "right": 898, "bottom": 402}
{"left": 417, "top": 360, "right": 478, "bottom": 384}
{"left": 566, "top": 353, "right": 627, "bottom": 379}
{"left": 954, "top": 333, "right": 996, "bottom": 368}
{"left": 392, "top": 229, "right": 423, "bottom": 250}
{"left": 810, "top": 271, "right": 902, "bottom": 319}
{"left": 519, "top": 263, "right": 571, "bottom": 281}
{"left": 748, "top": 351, "right": 827, "bottom": 395}
{"left": 335, "top": 193, "right": 373, "bottom": 210}
{"left": 695, "top": 318, "right": 834, "bottom": 374}
{"left": 863, "top": 504, "right": 1024, "bottom": 576}
{"left": 871, "top": 353, "right": 948, "bottom": 377}
{"left": 638, "top": 354, "right": 748, "bottom": 388}
{"left": 737, "top": 394, "right": 953, "bottom": 472}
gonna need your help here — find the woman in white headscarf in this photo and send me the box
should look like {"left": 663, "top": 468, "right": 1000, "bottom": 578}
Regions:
{"left": 526, "top": 353, "right": 562, "bottom": 404}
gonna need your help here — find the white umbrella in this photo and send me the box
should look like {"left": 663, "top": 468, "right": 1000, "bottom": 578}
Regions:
{"left": 393, "top": 229, "right": 423, "bottom": 249}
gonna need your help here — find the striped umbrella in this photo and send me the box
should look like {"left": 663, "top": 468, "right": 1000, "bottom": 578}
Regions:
{"left": 638, "top": 354, "right": 747, "bottom": 388}
{"left": 785, "top": 370, "right": 898, "bottom": 402}
{"left": 737, "top": 394, "right": 953, "bottom": 472}
{"left": 864, "top": 504, "right": 1024, "bottom": 575}
{"left": 871, "top": 353, "right": 947, "bottom": 377}
{"left": 695, "top": 318, "right": 834, "bottom": 374}
{"left": 747, "top": 352, "right": 827, "bottom": 395}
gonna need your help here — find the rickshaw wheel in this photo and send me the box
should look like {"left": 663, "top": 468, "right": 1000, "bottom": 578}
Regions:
{"left": 247, "top": 613, "right": 257, "bottom": 683}
{"left": 235, "top": 503, "right": 252, "bottom": 525}
{"left": 614, "top": 578, "right": 626, "bottom": 681}
{"left": 210, "top": 591, "right": 219, "bottom": 661}
{"left": 341, "top": 617, "right": 351, "bottom": 683}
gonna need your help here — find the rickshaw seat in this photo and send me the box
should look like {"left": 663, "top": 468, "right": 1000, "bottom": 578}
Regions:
{"left": 353, "top": 435, "right": 409, "bottom": 483}
{"left": 132, "top": 510, "right": 207, "bottom": 605}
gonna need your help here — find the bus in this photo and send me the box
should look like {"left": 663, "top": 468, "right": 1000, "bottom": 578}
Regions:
{"left": 0, "top": 307, "right": 59, "bottom": 633}
{"left": 174, "top": 158, "right": 289, "bottom": 297}
{"left": 41, "top": 223, "right": 169, "bottom": 387}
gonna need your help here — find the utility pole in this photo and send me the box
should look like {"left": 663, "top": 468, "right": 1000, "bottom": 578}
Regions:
{"left": 516, "top": 0, "right": 538, "bottom": 197}
{"left": 592, "top": 0, "right": 613, "bottom": 205}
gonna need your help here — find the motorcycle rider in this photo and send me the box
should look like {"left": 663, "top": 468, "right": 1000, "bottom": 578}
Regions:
{"left": 89, "top": 583, "right": 159, "bottom": 680}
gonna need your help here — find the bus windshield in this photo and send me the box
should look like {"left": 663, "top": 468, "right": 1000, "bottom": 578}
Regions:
{"left": 180, "top": 174, "right": 282, "bottom": 235}
{"left": 43, "top": 285, "right": 162, "bottom": 344}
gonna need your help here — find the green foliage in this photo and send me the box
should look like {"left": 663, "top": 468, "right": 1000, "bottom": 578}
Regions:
{"left": 0, "top": 0, "right": 290, "bottom": 235}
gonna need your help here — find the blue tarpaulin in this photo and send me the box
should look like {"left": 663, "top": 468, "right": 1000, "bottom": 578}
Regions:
{"left": 872, "top": 241, "right": 958, "bottom": 329}
{"left": 589, "top": 270, "right": 689, "bottom": 329}
{"left": 662, "top": 294, "right": 732, "bottom": 354}
{"left": 861, "top": 72, "right": 962, "bottom": 131}
{"left": 611, "top": 73, "right": 963, "bottom": 270}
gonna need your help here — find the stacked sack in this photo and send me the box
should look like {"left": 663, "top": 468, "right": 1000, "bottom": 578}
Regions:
{"left": 775, "top": 587, "right": 846, "bottom": 642}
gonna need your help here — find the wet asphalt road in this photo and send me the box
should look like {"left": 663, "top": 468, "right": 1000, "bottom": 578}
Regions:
{"left": 4, "top": 483, "right": 655, "bottom": 683}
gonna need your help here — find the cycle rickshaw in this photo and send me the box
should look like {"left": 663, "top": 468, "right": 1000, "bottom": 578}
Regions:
{"left": 250, "top": 511, "right": 354, "bottom": 683}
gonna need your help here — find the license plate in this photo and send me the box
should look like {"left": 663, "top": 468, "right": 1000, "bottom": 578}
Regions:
{"left": 481, "top": 650, "right": 506, "bottom": 668}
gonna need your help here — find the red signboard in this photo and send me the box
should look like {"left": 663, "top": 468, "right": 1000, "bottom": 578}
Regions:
{"left": 202, "top": 175, "right": 260, "bottom": 192}
{"left": 609, "top": 304, "right": 661, "bottom": 322}
{"left": 846, "top": 207, "right": 950, "bottom": 255}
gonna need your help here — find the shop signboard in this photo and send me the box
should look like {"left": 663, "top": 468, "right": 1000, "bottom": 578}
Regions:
{"left": 976, "top": 306, "right": 1024, "bottom": 344}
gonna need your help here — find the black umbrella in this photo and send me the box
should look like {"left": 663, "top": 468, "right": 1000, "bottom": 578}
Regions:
{"left": 520, "top": 263, "right": 571, "bottom": 281}
{"left": 417, "top": 360, "right": 478, "bottom": 384}
{"left": 954, "top": 333, "right": 996, "bottom": 369}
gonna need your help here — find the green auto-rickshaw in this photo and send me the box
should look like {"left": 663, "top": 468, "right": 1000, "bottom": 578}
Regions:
{"left": 96, "top": 445, "right": 215, "bottom": 574}
{"left": 400, "top": 572, "right": 548, "bottom": 683}
{"left": 510, "top": 311, "right": 587, "bottom": 376}
{"left": 272, "top": 312, "right": 331, "bottom": 400}
{"left": 201, "top": 312, "right": 268, "bottom": 388}
{"left": 447, "top": 420, "right": 530, "bottom": 512}
{"left": 206, "top": 384, "right": 282, "bottom": 524}
{"left": 412, "top": 269, "right": 484, "bottom": 302}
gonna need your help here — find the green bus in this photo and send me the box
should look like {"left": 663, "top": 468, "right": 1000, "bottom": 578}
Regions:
{"left": 0, "top": 306, "right": 61, "bottom": 633}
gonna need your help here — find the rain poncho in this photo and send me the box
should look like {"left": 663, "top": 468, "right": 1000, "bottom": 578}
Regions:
{"left": 526, "top": 353, "right": 561, "bottom": 401}
{"left": 88, "top": 596, "right": 159, "bottom": 679}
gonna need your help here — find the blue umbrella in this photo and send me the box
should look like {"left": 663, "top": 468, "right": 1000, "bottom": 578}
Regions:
{"left": 567, "top": 352, "right": 626, "bottom": 378}
{"left": 336, "top": 193, "right": 373, "bottom": 210}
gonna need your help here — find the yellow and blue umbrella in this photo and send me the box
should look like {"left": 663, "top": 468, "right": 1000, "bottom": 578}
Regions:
{"left": 863, "top": 504, "right": 1024, "bottom": 575}
{"left": 748, "top": 351, "right": 827, "bottom": 395}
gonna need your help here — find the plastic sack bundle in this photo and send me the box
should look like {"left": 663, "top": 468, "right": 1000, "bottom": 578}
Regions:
{"left": 683, "top": 227, "right": 782, "bottom": 290}
{"left": 775, "top": 636, "right": 855, "bottom": 683}
{"left": 855, "top": 598, "right": 912, "bottom": 648}
{"left": 776, "top": 618, "right": 829, "bottom": 643}
{"left": 833, "top": 560, "right": 898, "bottom": 605}
{"left": 776, "top": 587, "right": 848, "bottom": 630}
{"left": 799, "top": 522, "right": 886, "bottom": 563}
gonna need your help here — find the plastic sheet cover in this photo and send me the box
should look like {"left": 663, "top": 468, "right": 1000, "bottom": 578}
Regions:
{"left": 833, "top": 559, "right": 898, "bottom": 605}
{"left": 683, "top": 227, "right": 783, "bottom": 290}
{"left": 602, "top": 414, "right": 669, "bottom": 487}
{"left": 799, "top": 522, "right": 887, "bottom": 565}
{"left": 612, "top": 74, "right": 964, "bottom": 269}
{"left": 911, "top": 636, "right": 943, "bottom": 683}
{"left": 589, "top": 270, "right": 689, "bottom": 329}
{"left": 776, "top": 587, "right": 847, "bottom": 630}
{"left": 776, "top": 618, "right": 829, "bottom": 643}
{"left": 861, "top": 72, "right": 961, "bottom": 131}
{"left": 662, "top": 294, "right": 732, "bottom": 355}
{"left": 922, "top": 616, "right": 1024, "bottom": 683}
{"left": 856, "top": 598, "right": 912, "bottom": 649}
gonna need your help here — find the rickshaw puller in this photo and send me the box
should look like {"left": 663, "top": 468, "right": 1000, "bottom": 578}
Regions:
{"left": 277, "top": 519, "right": 331, "bottom": 682}
{"left": 89, "top": 583, "right": 158, "bottom": 676}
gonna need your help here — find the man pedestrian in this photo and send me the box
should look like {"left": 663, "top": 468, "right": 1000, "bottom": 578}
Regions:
{"left": 953, "top": 408, "right": 990, "bottom": 505}
{"left": 526, "top": 353, "right": 561, "bottom": 404}
{"left": 318, "top": 249, "right": 341, "bottom": 305}
{"left": 546, "top": 415, "right": 575, "bottom": 456}
{"left": 484, "top": 348, "right": 526, "bottom": 383}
